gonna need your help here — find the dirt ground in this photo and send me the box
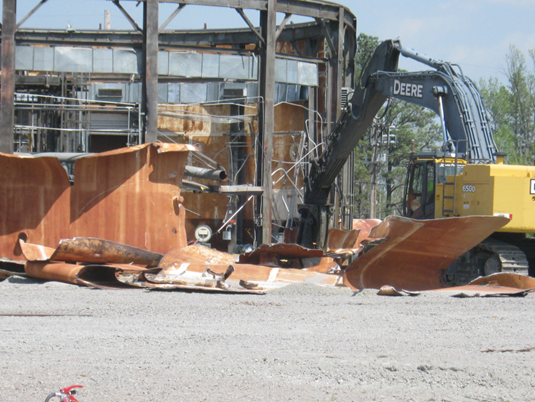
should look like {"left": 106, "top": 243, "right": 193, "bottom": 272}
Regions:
{"left": 1, "top": 276, "right": 534, "bottom": 402}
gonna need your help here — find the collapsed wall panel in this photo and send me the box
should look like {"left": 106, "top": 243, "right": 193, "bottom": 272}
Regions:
{"left": 0, "top": 143, "right": 195, "bottom": 260}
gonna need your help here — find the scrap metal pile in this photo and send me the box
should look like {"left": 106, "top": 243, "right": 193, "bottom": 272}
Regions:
{"left": 1, "top": 144, "right": 534, "bottom": 296}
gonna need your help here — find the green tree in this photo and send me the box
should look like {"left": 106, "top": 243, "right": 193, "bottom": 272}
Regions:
{"left": 478, "top": 77, "right": 517, "bottom": 162}
{"left": 505, "top": 45, "right": 535, "bottom": 164}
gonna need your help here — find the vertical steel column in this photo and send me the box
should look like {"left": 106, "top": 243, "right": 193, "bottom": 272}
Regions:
{"left": 0, "top": 0, "right": 16, "bottom": 154}
{"left": 142, "top": 0, "right": 159, "bottom": 143}
{"left": 330, "top": 10, "right": 345, "bottom": 227}
{"left": 255, "top": 0, "right": 277, "bottom": 245}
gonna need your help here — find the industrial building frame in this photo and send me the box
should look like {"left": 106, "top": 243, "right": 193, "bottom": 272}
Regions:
{"left": 0, "top": 0, "right": 357, "bottom": 247}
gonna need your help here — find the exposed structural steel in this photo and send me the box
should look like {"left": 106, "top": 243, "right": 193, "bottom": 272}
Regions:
{"left": 1, "top": 0, "right": 357, "bottom": 247}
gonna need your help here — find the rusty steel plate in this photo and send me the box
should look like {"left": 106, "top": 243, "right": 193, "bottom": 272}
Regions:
{"left": 344, "top": 215, "right": 510, "bottom": 291}
{"left": 0, "top": 143, "right": 194, "bottom": 261}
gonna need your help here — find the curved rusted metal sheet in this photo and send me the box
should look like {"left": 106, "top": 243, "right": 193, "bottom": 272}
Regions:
{"left": 353, "top": 219, "right": 382, "bottom": 245}
{"left": 433, "top": 272, "right": 535, "bottom": 296}
{"left": 327, "top": 228, "right": 361, "bottom": 250}
{"left": 25, "top": 261, "right": 147, "bottom": 289}
{"left": 239, "top": 243, "right": 341, "bottom": 272}
{"left": 0, "top": 153, "right": 71, "bottom": 260}
{"left": 344, "top": 215, "right": 510, "bottom": 291}
{"left": 20, "top": 238, "right": 163, "bottom": 266}
{"left": 159, "top": 244, "right": 238, "bottom": 268}
{"left": 25, "top": 261, "right": 83, "bottom": 284}
{"left": 51, "top": 238, "right": 162, "bottom": 266}
{"left": 468, "top": 272, "right": 535, "bottom": 289}
{"left": 0, "top": 143, "right": 194, "bottom": 261}
{"left": 19, "top": 241, "right": 56, "bottom": 261}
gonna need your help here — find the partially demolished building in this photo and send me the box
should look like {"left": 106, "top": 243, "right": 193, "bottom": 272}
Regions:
{"left": 1, "top": 0, "right": 357, "bottom": 252}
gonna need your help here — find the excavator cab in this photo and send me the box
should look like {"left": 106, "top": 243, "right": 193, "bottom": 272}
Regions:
{"left": 404, "top": 152, "right": 466, "bottom": 219}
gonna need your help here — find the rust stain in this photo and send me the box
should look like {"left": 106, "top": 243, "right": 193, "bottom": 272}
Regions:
{"left": 344, "top": 215, "right": 510, "bottom": 291}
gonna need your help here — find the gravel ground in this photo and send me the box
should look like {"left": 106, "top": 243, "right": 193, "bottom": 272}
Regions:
{"left": 1, "top": 275, "right": 534, "bottom": 402}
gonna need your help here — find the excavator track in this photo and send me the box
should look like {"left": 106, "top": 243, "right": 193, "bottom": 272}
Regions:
{"left": 478, "top": 238, "right": 530, "bottom": 275}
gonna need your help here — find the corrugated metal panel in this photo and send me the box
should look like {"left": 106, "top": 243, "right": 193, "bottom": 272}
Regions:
{"left": 206, "top": 82, "right": 221, "bottom": 102}
{"left": 84, "top": 81, "right": 305, "bottom": 104}
{"left": 33, "top": 47, "right": 54, "bottom": 71}
{"left": 54, "top": 47, "right": 93, "bottom": 72}
{"left": 202, "top": 53, "right": 220, "bottom": 78}
{"left": 287, "top": 60, "right": 299, "bottom": 84}
{"left": 275, "top": 58, "right": 287, "bottom": 83}
{"left": 16, "top": 46, "right": 34, "bottom": 70}
{"left": 113, "top": 48, "right": 139, "bottom": 74}
{"left": 158, "top": 83, "right": 169, "bottom": 103}
{"left": 246, "top": 83, "right": 259, "bottom": 100}
{"left": 169, "top": 52, "right": 203, "bottom": 77}
{"left": 89, "top": 112, "right": 129, "bottom": 132}
{"left": 298, "top": 61, "right": 318, "bottom": 86}
{"left": 127, "top": 83, "right": 141, "bottom": 103}
{"left": 168, "top": 83, "right": 180, "bottom": 103}
{"left": 10, "top": 46, "right": 317, "bottom": 86}
{"left": 158, "top": 51, "right": 169, "bottom": 76}
{"left": 93, "top": 48, "right": 114, "bottom": 73}
{"left": 219, "top": 54, "right": 251, "bottom": 80}
{"left": 181, "top": 83, "right": 207, "bottom": 103}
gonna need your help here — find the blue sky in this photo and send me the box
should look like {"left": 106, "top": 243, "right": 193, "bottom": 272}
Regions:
{"left": 6, "top": 0, "right": 535, "bottom": 84}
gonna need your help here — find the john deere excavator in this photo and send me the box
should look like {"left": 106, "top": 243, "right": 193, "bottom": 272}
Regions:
{"left": 296, "top": 39, "right": 535, "bottom": 284}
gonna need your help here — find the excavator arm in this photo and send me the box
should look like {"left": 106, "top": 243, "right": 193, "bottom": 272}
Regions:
{"left": 296, "top": 40, "right": 401, "bottom": 249}
{"left": 296, "top": 40, "right": 499, "bottom": 249}
{"left": 368, "top": 48, "right": 498, "bottom": 162}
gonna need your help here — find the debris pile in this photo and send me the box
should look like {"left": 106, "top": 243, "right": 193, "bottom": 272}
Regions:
{"left": 1, "top": 145, "right": 533, "bottom": 297}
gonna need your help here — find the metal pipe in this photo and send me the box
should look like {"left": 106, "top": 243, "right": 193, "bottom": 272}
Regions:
{"left": 184, "top": 166, "right": 228, "bottom": 181}
{"left": 396, "top": 45, "right": 444, "bottom": 70}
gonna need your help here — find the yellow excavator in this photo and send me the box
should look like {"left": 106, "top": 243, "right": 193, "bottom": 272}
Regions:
{"left": 296, "top": 39, "right": 535, "bottom": 285}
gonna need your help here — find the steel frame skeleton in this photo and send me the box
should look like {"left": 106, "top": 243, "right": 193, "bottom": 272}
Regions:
{"left": 0, "top": 0, "right": 356, "bottom": 246}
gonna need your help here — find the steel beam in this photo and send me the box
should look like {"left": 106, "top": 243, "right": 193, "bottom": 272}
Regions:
{"left": 159, "top": 3, "right": 186, "bottom": 33}
{"left": 236, "top": 8, "right": 265, "bottom": 46}
{"left": 12, "top": 22, "right": 325, "bottom": 48}
{"left": 16, "top": 0, "right": 48, "bottom": 30}
{"left": 255, "top": 0, "right": 276, "bottom": 246}
{"left": 113, "top": 0, "right": 144, "bottom": 33}
{"left": 1, "top": 0, "right": 16, "bottom": 154}
{"left": 142, "top": 0, "right": 159, "bottom": 143}
{"left": 275, "top": 13, "right": 292, "bottom": 41}
{"left": 151, "top": 0, "right": 355, "bottom": 25}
